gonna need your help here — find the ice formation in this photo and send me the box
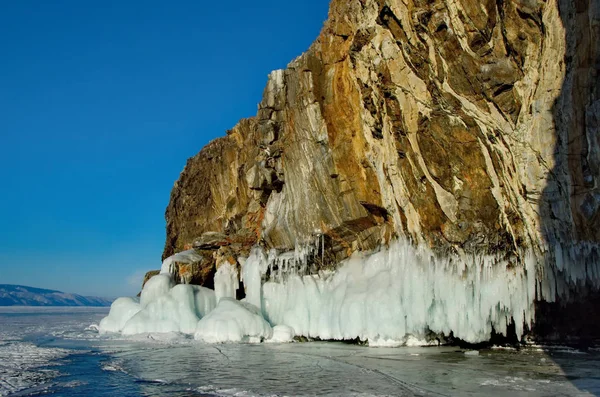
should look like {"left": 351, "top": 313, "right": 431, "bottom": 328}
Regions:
{"left": 99, "top": 297, "right": 141, "bottom": 333}
{"left": 101, "top": 235, "right": 600, "bottom": 345}
{"left": 367, "top": 335, "right": 435, "bottom": 347}
{"left": 160, "top": 249, "right": 203, "bottom": 275}
{"left": 140, "top": 274, "right": 175, "bottom": 307}
{"left": 99, "top": 274, "right": 216, "bottom": 335}
{"left": 266, "top": 325, "right": 295, "bottom": 343}
{"left": 260, "top": 240, "right": 537, "bottom": 343}
{"left": 214, "top": 262, "right": 239, "bottom": 302}
{"left": 123, "top": 283, "right": 216, "bottom": 335}
{"left": 536, "top": 241, "right": 600, "bottom": 301}
{"left": 241, "top": 247, "right": 268, "bottom": 308}
{"left": 194, "top": 298, "right": 273, "bottom": 343}
{"left": 265, "top": 235, "right": 324, "bottom": 283}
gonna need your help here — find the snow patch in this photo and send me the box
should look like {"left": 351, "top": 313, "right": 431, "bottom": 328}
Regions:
{"left": 0, "top": 341, "right": 71, "bottom": 396}
{"left": 368, "top": 338, "right": 404, "bottom": 348}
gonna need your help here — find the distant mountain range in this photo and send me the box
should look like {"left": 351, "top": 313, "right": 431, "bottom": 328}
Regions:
{"left": 0, "top": 284, "right": 113, "bottom": 307}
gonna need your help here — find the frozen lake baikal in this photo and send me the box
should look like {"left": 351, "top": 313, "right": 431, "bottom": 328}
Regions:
{"left": 1, "top": 307, "right": 599, "bottom": 396}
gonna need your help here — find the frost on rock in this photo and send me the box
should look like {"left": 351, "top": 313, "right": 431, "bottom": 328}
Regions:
{"left": 194, "top": 298, "right": 273, "bottom": 343}
{"left": 214, "top": 262, "right": 239, "bottom": 302}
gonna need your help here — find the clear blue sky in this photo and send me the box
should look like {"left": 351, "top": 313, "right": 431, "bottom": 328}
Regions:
{"left": 0, "top": 0, "right": 329, "bottom": 297}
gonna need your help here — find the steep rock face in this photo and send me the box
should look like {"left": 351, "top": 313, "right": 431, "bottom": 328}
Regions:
{"left": 163, "top": 0, "right": 600, "bottom": 337}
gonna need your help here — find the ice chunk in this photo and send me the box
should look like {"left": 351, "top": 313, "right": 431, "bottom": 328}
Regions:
{"left": 405, "top": 335, "right": 435, "bottom": 347}
{"left": 368, "top": 335, "right": 432, "bottom": 347}
{"left": 266, "top": 325, "right": 295, "bottom": 343}
{"left": 214, "top": 262, "right": 239, "bottom": 302}
{"left": 368, "top": 338, "right": 403, "bottom": 348}
{"left": 99, "top": 297, "right": 141, "bottom": 333}
{"left": 195, "top": 298, "right": 272, "bottom": 343}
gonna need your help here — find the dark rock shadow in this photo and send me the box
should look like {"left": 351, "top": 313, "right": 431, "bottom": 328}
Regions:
{"left": 536, "top": 0, "right": 600, "bottom": 394}
{"left": 545, "top": 348, "right": 600, "bottom": 396}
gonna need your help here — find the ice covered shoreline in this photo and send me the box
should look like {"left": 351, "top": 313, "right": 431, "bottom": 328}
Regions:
{"left": 99, "top": 239, "right": 547, "bottom": 345}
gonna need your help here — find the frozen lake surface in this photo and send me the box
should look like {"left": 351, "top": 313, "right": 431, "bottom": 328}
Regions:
{"left": 1, "top": 307, "right": 599, "bottom": 396}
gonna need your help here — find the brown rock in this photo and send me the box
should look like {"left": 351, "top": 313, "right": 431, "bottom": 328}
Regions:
{"left": 170, "top": 252, "right": 216, "bottom": 289}
{"left": 193, "top": 232, "right": 230, "bottom": 250}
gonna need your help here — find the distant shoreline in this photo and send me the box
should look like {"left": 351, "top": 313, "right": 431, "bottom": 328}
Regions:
{"left": 0, "top": 306, "right": 110, "bottom": 310}
{"left": 0, "top": 284, "right": 114, "bottom": 307}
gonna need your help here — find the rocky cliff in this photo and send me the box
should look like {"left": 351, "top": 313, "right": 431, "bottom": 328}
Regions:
{"left": 160, "top": 0, "right": 600, "bottom": 341}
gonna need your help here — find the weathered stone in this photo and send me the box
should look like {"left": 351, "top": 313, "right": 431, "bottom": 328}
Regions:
{"left": 170, "top": 252, "right": 216, "bottom": 289}
{"left": 213, "top": 246, "right": 238, "bottom": 269}
{"left": 193, "top": 232, "right": 230, "bottom": 250}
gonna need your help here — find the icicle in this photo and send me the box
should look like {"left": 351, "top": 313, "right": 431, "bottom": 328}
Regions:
{"left": 101, "top": 237, "right": 600, "bottom": 343}
{"left": 321, "top": 233, "right": 324, "bottom": 267}
{"left": 214, "top": 262, "right": 239, "bottom": 302}
{"left": 261, "top": 239, "right": 541, "bottom": 344}
{"left": 242, "top": 247, "right": 269, "bottom": 308}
